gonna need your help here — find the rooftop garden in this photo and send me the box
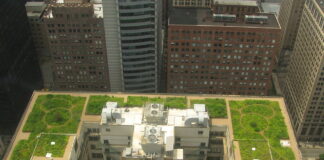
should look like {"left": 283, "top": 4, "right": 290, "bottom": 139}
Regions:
{"left": 86, "top": 96, "right": 188, "bottom": 115}
{"left": 34, "top": 134, "right": 69, "bottom": 157}
{"left": 190, "top": 98, "right": 227, "bottom": 118}
{"left": 86, "top": 95, "right": 124, "bottom": 114}
{"left": 125, "top": 96, "right": 187, "bottom": 109}
{"left": 11, "top": 94, "right": 86, "bottom": 160}
{"left": 229, "top": 100, "right": 295, "bottom": 160}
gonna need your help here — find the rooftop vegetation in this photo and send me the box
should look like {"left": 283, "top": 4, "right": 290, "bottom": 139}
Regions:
{"left": 239, "top": 140, "right": 272, "bottom": 160}
{"left": 125, "top": 96, "right": 149, "bottom": 107}
{"left": 86, "top": 95, "right": 124, "bottom": 114}
{"left": 164, "top": 97, "right": 187, "bottom": 109}
{"left": 190, "top": 98, "right": 227, "bottom": 118}
{"left": 34, "top": 134, "right": 69, "bottom": 157}
{"left": 11, "top": 94, "right": 86, "bottom": 160}
{"left": 230, "top": 100, "right": 295, "bottom": 160}
{"left": 125, "top": 96, "right": 187, "bottom": 109}
{"left": 86, "top": 96, "right": 188, "bottom": 115}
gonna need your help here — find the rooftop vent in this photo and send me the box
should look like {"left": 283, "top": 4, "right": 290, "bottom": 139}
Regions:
{"left": 245, "top": 15, "right": 268, "bottom": 24}
{"left": 213, "top": 14, "right": 236, "bottom": 22}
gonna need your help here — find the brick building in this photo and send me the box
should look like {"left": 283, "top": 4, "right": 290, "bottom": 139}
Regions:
{"left": 26, "top": 0, "right": 111, "bottom": 91}
{"left": 166, "top": 1, "right": 281, "bottom": 95}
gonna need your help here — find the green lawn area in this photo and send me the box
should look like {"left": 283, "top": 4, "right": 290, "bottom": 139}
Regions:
{"left": 239, "top": 140, "right": 272, "bottom": 160}
{"left": 125, "top": 96, "right": 149, "bottom": 107}
{"left": 229, "top": 100, "right": 295, "bottom": 160}
{"left": 34, "top": 134, "right": 69, "bottom": 157}
{"left": 190, "top": 99, "right": 227, "bottom": 118}
{"left": 86, "top": 95, "right": 124, "bottom": 114}
{"left": 11, "top": 94, "right": 86, "bottom": 160}
{"left": 86, "top": 96, "right": 188, "bottom": 114}
{"left": 125, "top": 96, "right": 187, "bottom": 109}
{"left": 164, "top": 97, "right": 187, "bottom": 109}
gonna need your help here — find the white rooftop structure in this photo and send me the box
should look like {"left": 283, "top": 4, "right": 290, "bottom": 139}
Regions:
{"left": 101, "top": 102, "right": 209, "bottom": 159}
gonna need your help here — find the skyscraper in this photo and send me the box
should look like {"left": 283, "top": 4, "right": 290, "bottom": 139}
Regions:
{"left": 166, "top": 1, "right": 281, "bottom": 95}
{"left": 283, "top": 0, "right": 324, "bottom": 142}
{"left": 278, "top": 0, "right": 306, "bottom": 50}
{"left": 0, "top": 0, "right": 42, "bottom": 134}
{"left": 102, "top": 0, "right": 162, "bottom": 93}
{"left": 277, "top": 0, "right": 308, "bottom": 71}
{"left": 26, "top": 0, "right": 111, "bottom": 91}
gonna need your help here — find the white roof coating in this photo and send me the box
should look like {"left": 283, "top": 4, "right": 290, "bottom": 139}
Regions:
{"left": 93, "top": 4, "right": 103, "bottom": 18}
{"left": 167, "top": 109, "right": 209, "bottom": 126}
{"left": 101, "top": 104, "right": 209, "bottom": 127}
{"left": 101, "top": 103, "right": 209, "bottom": 157}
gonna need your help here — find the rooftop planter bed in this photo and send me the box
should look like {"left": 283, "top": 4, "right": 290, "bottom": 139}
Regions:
{"left": 229, "top": 100, "right": 295, "bottom": 160}
{"left": 86, "top": 95, "right": 124, "bottom": 114}
{"left": 11, "top": 94, "right": 86, "bottom": 160}
{"left": 125, "top": 96, "right": 187, "bottom": 109}
{"left": 190, "top": 98, "right": 227, "bottom": 118}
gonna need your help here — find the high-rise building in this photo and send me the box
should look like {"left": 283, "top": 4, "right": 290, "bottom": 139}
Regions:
{"left": 166, "top": 1, "right": 281, "bottom": 95}
{"left": 26, "top": 0, "right": 111, "bottom": 91}
{"left": 283, "top": 0, "right": 324, "bottom": 142}
{"left": 0, "top": 0, "right": 42, "bottom": 134}
{"left": 277, "top": 0, "right": 308, "bottom": 72}
{"left": 102, "top": 0, "right": 162, "bottom": 93}
{"left": 278, "top": 0, "right": 306, "bottom": 50}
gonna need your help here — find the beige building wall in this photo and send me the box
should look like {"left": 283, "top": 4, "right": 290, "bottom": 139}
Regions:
{"left": 283, "top": 0, "right": 324, "bottom": 141}
{"left": 278, "top": 0, "right": 306, "bottom": 50}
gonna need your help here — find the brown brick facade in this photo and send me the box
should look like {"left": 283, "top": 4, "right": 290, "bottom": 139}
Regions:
{"left": 166, "top": 25, "right": 281, "bottom": 95}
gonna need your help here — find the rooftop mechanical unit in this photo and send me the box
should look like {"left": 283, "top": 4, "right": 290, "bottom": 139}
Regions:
{"left": 144, "top": 103, "right": 166, "bottom": 124}
{"left": 141, "top": 126, "right": 163, "bottom": 155}
{"left": 213, "top": 14, "right": 236, "bottom": 22}
{"left": 245, "top": 15, "right": 268, "bottom": 24}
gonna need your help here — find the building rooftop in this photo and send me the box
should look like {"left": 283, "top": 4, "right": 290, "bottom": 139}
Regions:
{"left": 25, "top": 2, "right": 46, "bottom": 17}
{"left": 261, "top": 2, "right": 281, "bottom": 15}
{"left": 4, "top": 91, "right": 302, "bottom": 160}
{"left": 169, "top": 7, "right": 280, "bottom": 28}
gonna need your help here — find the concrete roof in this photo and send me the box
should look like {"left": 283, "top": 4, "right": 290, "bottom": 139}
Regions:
{"left": 169, "top": 7, "right": 280, "bottom": 28}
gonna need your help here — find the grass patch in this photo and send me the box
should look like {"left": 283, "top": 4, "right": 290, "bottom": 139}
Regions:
{"left": 45, "top": 109, "right": 70, "bottom": 126}
{"left": 230, "top": 100, "right": 295, "bottom": 160}
{"left": 165, "top": 97, "right": 187, "bottom": 109}
{"left": 125, "top": 96, "right": 149, "bottom": 107}
{"left": 86, "top": 95, "right": 124, "bottom": 114}
{"left": 125, "top": 96, "right": 188, "bottom": 109}
{"left": 239, "top": 140, "right": 272, "bottom": 160}
{"left": 10, "top": 140, "right": 36, "bottom": 160}
{"left": 34, "top": 134, "right": 69, "bottom": 157}
{"left": 11, "top": 94, "right": 86, "bottom": 160}
{"left": 241, "top": 114, "right": 268, "bottom": 132}
{"left": 191, "top": 99, "right": 227, "bottom": 118}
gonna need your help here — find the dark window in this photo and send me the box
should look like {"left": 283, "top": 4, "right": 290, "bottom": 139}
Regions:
{"left": 92, "top": 153, "right": 103, "bottom": 158}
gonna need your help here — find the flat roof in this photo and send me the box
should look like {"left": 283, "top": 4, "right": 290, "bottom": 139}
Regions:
{"left": 261, "top": 2, "right": 281, "bottom": 15}
{"left": 4, "top": 91, "right": 301, "bottom": 160}
{"left": 169, "top": 7, "right": 280, "bottom": 28}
